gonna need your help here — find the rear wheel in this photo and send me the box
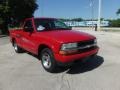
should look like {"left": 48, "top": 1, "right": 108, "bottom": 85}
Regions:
{"left": 40, "top": 48, "right": 57, "bottom": 73}
{"left": 13, "top": 41, "right": 23, "bottom": 53}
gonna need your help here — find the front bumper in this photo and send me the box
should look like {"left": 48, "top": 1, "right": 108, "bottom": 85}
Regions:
{"left": 54, "top": 47, "right": 99, "bottom": 63}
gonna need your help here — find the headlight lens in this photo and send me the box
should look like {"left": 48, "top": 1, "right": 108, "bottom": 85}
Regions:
{"left": 61, "top": 43, "right": 78, "bottom": 50}
{"left": 94, "top": 39, "right": 97, "bottom": 44}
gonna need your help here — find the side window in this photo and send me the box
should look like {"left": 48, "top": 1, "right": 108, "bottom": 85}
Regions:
{"left": 35, "top": 19, "right": 52, "bottom": 31}
{"left": 54, "top": 21, "right": 61, "bottom": 28}
{"left": 24, "top": 20, "right": 33, "bottom": 32}
{"left": 54, "top": 20, "right": 67, "bottom": 28}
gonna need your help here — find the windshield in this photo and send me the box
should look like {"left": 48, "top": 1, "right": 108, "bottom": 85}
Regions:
{"left": 34, "top": 19, "right": 70, "bottom": 31}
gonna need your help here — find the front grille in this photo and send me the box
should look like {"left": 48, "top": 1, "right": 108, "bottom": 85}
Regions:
{"left": 78, "top": 46, "right": 97, "bottom": 53}
{"left": 77, "top": 39, "right": 96, "bottom": 53}
{"left": 78, "top": 40, "right": 94, "bottom": 47}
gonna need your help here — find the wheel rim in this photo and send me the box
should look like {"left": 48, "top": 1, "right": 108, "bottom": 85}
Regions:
{"left": 14, "top": 43, "right": 18, "bottom": 51}
{"left": 42, "top": 52, "right": 52, "bottom": 69}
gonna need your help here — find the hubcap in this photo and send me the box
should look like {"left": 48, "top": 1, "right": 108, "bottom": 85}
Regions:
{"left": 42, "top": 53, "right": 51, "bottom": 69}
{"left": 14, "top": 43, "right": 18, "bottom": 51}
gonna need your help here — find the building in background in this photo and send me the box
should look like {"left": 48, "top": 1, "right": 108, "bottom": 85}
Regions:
{"left": 64, "top": 20, "right": 109, "bottom": 27}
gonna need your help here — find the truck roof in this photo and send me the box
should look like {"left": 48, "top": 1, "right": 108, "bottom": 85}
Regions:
{"left": 34, "top": 17, "right": 57, "bottom": 20}
{"left": 23, "top": 17, "right": 58, "bottom": 22}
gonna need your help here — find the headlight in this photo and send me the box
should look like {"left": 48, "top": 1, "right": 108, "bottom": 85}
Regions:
{"left": 61, "top": 43, "right": 78, "bottom": 50}
{"left": 94, "top": 39, "right": 97, "bottom": 44}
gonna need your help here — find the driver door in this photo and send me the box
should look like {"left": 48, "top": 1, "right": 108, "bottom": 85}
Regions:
{"left": 21, "top": 19, "right": 36, "bottom": 53}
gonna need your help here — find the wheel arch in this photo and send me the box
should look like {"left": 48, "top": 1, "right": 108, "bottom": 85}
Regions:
{"left": 38, "top": 44, "right": 53, "bottom": 56}
{"left": 12, "top": 38, "right": 15, "bottom": 46}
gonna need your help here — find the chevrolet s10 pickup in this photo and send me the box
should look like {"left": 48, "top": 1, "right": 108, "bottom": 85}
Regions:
{"left": 9, "top": 17, "right": 99, "bottom": 72}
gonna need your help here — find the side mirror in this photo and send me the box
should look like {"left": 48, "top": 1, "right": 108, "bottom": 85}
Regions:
{"left": 37, "top": 25, "right": 45, "bottom": 31}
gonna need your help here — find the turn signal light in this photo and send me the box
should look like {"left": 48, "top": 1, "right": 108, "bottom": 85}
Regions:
{"left": 59, "top": 50, "right": 78, "bottom": 55}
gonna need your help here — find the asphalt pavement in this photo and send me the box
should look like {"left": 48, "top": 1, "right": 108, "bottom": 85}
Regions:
{"left": 0, "top": 35, "right": 9, "bottom": 45}
{"left": 0, "top": 30, "right": 120, "bottom": 90}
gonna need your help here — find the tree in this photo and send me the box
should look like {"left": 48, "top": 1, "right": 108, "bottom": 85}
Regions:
{"left": 8, "top": 0, "right": 38, "bottom": 23}
{"left": 0, "top": 0, "right": 38, "bottom": 34}
{"left": 116, "top": 9, "right": 120, "bottom": 15}
{"left": 109, "top": 19, "right": 120, "bottom": 27}
{"left": 0, "top": 0, "right": 10, "bottom": 34}
{"left": 59, "top": 18, "right": 71, "bottom": 22}
{"left": 71, "top": 18, "right": 83, "bottom": 22}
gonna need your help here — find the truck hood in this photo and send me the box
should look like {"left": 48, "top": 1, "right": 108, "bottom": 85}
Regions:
{"left": 39, "top": 30, "right": 95, "bottom": 43}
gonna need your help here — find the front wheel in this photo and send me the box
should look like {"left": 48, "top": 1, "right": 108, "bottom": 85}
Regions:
{"left": 40, "top": 48, "right": 57, "bottom": 73}
{"left": 13, "top": 41, "right": 23, "bottom": 53}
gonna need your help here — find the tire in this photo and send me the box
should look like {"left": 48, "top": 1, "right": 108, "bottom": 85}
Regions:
{"left": 13, "top": 41, "right": 23, "bottom": 53}
{"left": 90, "top": 53, "right": 97, "bottom": 58}
{"left": 40, "top": 48, "right": 57, "bottom": 73}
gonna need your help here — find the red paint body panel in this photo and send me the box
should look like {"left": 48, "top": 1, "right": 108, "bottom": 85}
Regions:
{"left": 54, "top": 48, "right": 99, "bottom": 63}
{"left": 9, "top": 17, "right": 99, "bottom": 63}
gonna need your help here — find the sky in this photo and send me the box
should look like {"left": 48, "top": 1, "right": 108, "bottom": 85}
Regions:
{"left": 34, "top": 0, "right": 120, "bottom": 19}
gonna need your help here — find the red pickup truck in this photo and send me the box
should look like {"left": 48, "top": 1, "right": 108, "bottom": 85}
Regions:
{"left": 9, "top": 17, "right": 99, "bottom": 72}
